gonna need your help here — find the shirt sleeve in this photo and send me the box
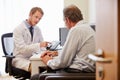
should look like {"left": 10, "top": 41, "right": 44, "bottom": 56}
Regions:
{"left": 47, "top": 28, "right": 80, "bottom": 69}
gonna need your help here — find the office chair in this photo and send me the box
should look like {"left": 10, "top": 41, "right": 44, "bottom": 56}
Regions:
{"left": 1, "top": 32, "right": 31, "bottom": 80}
{"left": 38, "top": 67, "right": 95, "bottom": 80}
{"left": 39, "top": 73, "right": 95, "bottom": 80}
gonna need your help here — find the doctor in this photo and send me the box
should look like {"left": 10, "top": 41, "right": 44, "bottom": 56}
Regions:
{"left": 12, "top": 7, "right": 48, "bottom": 72}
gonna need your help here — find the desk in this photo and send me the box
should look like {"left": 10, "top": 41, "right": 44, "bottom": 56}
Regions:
{"left": 30, "top": 48, "right": 62, "bottom": 76}
{"left": 30, "top": 53, "right": 46, "bottom": 76}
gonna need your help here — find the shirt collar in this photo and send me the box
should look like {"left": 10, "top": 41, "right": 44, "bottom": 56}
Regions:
{"left": 75, "top": 20, "right": 85, "bottom": 26}
{"left": 24, "top": 20, "right": 34, "bottom": 29}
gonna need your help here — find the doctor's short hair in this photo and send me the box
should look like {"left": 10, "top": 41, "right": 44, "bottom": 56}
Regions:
{"left": 63, "top": 5, "right": 83, "bottom": 23}
{"left": 29, "top": 7, "right": 44, "bottom": 15}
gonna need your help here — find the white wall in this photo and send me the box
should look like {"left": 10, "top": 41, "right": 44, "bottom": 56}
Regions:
{"left": 0, "top": 0, "right": 64, "bottom": 55}
{"left": 64, "top": 0, "right": 96, "bottom": 24}
{"left": 89, "top": 0, "right": 96, "bottom": 24}
{"left": 64, "top": 0, "right": 89, "bottom": 23}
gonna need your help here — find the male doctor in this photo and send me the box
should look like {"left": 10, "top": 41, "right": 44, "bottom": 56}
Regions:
{"left": 12, "top": 7, "right": 48, "bottom": 72}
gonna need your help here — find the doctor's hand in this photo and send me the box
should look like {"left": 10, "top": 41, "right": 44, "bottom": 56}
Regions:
{"left": 40, "top": 41, "right": 49, "bottom": 47}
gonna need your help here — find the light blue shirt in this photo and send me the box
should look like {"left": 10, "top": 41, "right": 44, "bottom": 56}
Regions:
{"left": 24, "top": 20, "right": 34, "bottom": 34}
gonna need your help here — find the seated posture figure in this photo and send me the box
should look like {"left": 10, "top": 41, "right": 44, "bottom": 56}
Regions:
{"left": 12, "top": 7, "right": 48, "bottom": 72}
{"left": 31, "top": 4, "right": 96, "bottom": 80}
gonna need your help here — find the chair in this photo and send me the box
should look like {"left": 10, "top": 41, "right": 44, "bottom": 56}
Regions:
{"left": 38, "top": 67, "right": 95, "bottom": 80}
{"left": 1, "top": 32, "right": 31, "bottom": 80}
{"left": 39, "top": 72, "right": 95, "bottom": 80}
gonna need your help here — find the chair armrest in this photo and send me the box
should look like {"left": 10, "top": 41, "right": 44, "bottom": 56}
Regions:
{"left": 3, "top": 55, "right": 15, "bottom": 58}
{"left": 45, "top": 75, "right": 95, "bottom": 80}
{"left": 39, "top": 73, "right": 95, "bottom": 80}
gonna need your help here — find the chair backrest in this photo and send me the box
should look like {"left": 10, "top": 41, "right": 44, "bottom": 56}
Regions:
{"left": 1, "top": 33, "right": 14, "bottom": 56}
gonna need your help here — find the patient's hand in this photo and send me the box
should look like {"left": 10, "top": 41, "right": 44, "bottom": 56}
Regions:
{"left": 41, "top": 51, "right": 58, "bottom": 64}
{"left": 41, "top": 54, "right": 53, "bottom": 64}
{"left": 41, "top": 51, "right": 58, "bottom": 58}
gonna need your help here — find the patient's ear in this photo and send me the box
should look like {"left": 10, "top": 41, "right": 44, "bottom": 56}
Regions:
{"left": 66, "top": 17, "right": 70, "bottom": 23}
{"left": 65, "top": 17, "right": 73, "bottom": 29}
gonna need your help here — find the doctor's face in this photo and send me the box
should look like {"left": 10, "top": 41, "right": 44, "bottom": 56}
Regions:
{"left": 29, "top": 10, "right": 43, "bottom": 26}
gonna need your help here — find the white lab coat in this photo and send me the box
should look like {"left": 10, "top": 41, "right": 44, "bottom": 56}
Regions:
{"left": 12, "top": 21, "right": 44, "bottom": 71}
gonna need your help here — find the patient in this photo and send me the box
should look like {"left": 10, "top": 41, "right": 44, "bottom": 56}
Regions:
{"left": 31, "top": 4, "right": 96, "bottom": 80}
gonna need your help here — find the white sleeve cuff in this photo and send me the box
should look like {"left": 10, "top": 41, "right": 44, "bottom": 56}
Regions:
{"left": 47, "top": 59, "right": 52, "bottom": 66}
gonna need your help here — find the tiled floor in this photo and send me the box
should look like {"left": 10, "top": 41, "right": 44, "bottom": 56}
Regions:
{"left": 0, "top": 54, "right": 6, "bottom": 75}
{"left": 0, "top": 74, "right": 18, "bottom": 80}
